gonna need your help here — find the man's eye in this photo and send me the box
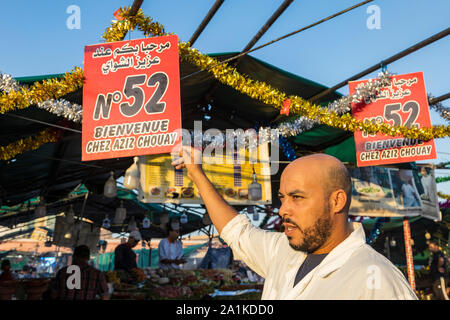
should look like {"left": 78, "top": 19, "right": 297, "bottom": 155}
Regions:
{"left": 293, "top": 195, "right": 303, "bottom": 199}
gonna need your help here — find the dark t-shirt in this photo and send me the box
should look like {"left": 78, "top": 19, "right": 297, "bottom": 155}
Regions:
{"left": 114, "top": 243, "right": 137, "bottom": 272}
{"left": 430, "top": 250, "right": 447, "bottom": 281}
{"left": 293, "top": 253, "right": 328, "bottom": 287}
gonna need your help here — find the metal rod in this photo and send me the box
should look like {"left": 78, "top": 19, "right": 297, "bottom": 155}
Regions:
{"left": 240, "top": 0, "right": 294, "bottom": 54}
{"left": 121, "top": 0, "right": 145, "bottom": 40}
{"left": 188, "top": 0, "right": 225, "bottom": 45}
{"left": 308, "top": 27, "right": 450, "bottom": 103}
{"left": 5, "top": 113, "right": 82, "bottom": 133}
{"left": 429, "top": 92, "right": 450, "bottom": 105}
{"left": 181, "top": 0, "right": 373, "bottom": 81}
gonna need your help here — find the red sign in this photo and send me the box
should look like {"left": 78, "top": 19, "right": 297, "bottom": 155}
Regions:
{"left": 82, "top": 35, "right": 181, "bottom": 161}
{"left": 350, "top": 72, "right": 436, "bottom": 167}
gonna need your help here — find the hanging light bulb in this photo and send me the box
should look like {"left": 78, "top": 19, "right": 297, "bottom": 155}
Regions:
{"left": 425, "top": 231, "right": 431, "bottom": 240}
{"left": 102, "top": 215, "right": 111, "bottom": 229}
{"left": 248, "top": 166, "right": 262, "bottom": 201}
{"left": 104, "top": 171, "right": 117, "bottom": 198}
{"left": 123, "top": 157, "right": 140, "bottom": 190}
{"left": 180, "top": 212, "right": 188, "bottom": 224}
{"left": 128, "top": 216, "right": 137, "bottom": 232}
{"left": 202, "top": 213, "right": 211, "bottom": 226}
{"left": 35, "top": 200, "right": 46, "bottom": 218}
{"left": 142, "top": 216, "right": 151, "bottom": 229}
{"left": 114, "top": 201, "right": 126, "bottom": 224}
{"left": 390, "top": 238, "right": 397, "bottom": 247}
{"left": 65, "top": 205, "right": 75, "bottom": 224}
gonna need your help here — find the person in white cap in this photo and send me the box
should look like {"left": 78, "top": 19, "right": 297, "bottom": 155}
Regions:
{"left": 158, "top": 220, "right": 186, "bottom": 270}
{"left": 114, "top": 230, "right": 142, "bottom": 273}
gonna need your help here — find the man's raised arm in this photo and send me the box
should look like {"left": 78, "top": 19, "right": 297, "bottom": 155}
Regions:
{"left": 171, "top": 146, "right": 237, "bottom": 234}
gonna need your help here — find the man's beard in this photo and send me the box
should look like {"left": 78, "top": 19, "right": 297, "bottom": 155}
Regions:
{"left": 283, "top": 209, "right": 332, "bottom": 253}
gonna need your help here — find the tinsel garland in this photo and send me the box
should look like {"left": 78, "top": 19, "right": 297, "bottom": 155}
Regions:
{"left": 428, "top": 94, "right": 450, "bottom": 122}
{"left": 0, "top": 72, "right": 20, "bottom": 93}
{"left": 366, "top": 217, "right": 387, "bottom": 245}
{"left": 439, "top": 199, "right": 450, "bottom": 209}
{"left": 436, "top": 176, "right": 450, "bottom": 184}
{"left": 276, "top": 71, "right": 392, "bottom": 137}
{"left": 437, "top": 192, "right": 450, "bottom": 200}
{"left": 0, "top": 67, "right": 84, "bottom": 114}
{"left": 0, "top": 128, "right": 59, "bottom": 161}
{"left": 102, "top": 8, "right": 450, "bottom": 141}
{"left": 37, "top": 99, "right": 82, "bottom": 123}
{"left": 279, "top": 136, "right": 297, "bottom": 161}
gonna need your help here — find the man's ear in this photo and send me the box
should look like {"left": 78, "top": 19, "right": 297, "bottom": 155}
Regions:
{"left": 330, "top": 189, "right": 347, "bottom": 214}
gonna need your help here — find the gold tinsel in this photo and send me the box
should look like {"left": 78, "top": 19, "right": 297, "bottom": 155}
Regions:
{"left": 100, "top": 9, "right": 450, "bottom": 141}
{"left": 0, "top": 67, "right": 84, "bottom": 114}
{"left": 0, "top": 128, "right": 59, "bottom": 161}
{"left": 438, "top": 192, "right": 450, "bottom": 200}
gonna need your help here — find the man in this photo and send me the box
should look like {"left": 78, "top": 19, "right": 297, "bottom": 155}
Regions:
{"left": 50, "top": 245, "right": 109, "bottom": 300}
{"left": 158, "top": 222, "right": 186, "bottom": 270}
{"left": 172, "top": 147, "right": 417, "bottom": 299}
{"left": 0, "top": 259, "right": 14, "bottom": 282}
{"left": 428, "top": 241, "right": 449, "bottom": 300}
{"left": 114, "top": 230, "right": 142, "bottom": 272}
{"left": 401, "top": 180, "right": 420, "bottom": 207}
{"left": 420, "top": 167, "right": 433, "bottom": 201}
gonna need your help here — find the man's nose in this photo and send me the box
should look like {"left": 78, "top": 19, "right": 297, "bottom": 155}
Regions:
{"left": 279, "top": 199, "right": 293, "bottom": 219}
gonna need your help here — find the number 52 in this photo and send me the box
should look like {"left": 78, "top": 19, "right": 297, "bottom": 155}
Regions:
{"left": 383, "top": 101, "right": 420, "bottom": 128}
{"left": 120, "top": 72, "right": 169, "bottom": 117}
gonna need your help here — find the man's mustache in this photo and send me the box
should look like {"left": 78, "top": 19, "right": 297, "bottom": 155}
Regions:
{"left": 282, "top": 217, "right": 300, "bottom": 230}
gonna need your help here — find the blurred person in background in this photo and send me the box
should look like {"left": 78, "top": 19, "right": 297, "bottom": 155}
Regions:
{"left": 158, "top": 222, "right": 186, "bottom": 270}
{"left": 114, "top": 230, "right": 142, "bottom": 272}
{"left": 0, "top": 260, "right": 14, "bottom": 282}
{"left": 50, "top": 245, "right": 109, "bottom": 300}
{"left": 428, "top": 241, "right": 448, "bottom": 300}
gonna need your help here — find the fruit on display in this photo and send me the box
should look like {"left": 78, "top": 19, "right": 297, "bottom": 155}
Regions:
{"left": 131, "top": 268, "right": 146, "bottom": 282}
{"left": 105, "top": 271, "right": 120, "bottom": 285}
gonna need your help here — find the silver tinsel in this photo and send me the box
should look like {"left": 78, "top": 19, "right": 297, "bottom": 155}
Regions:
{"left": 269, "top": 71, "right": 393, "bottom": 138}
{"left": 37, "top": 99, "right": 83, "bottom": 123}
{"left": 0, "top": 72, "right": 20, "bottom": 93}
{"left": 0, "top": 71, "right": 83, "bottom": 122}
{"left": 428, "top": 94, "right": 450, "bottom": 122}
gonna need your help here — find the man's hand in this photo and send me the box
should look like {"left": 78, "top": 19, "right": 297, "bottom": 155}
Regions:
{"left": 171, "top": 145, "right": 204, "bottom": 181}
{"left": 175, "top": 258, "right": 187, "bottom": 265}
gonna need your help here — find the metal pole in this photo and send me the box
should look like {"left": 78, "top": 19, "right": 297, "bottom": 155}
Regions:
{"left": 308, "top": 27, "right": 450, "bottom": 103}
{"left": 429, "top": 92, "right": 450, "bottom": 105}
{"left": 120, "top": 0, "right": 145, "bottom": 40}
{"left": 189, "top": 0, "right": 225, "bottom": 45}
{"left": 241, "top": 0, "right": 294, "bottom": 53}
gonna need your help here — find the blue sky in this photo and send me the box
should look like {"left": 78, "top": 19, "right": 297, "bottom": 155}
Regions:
{"left": 1, "top": 0, "right": 449, "bottom": 200}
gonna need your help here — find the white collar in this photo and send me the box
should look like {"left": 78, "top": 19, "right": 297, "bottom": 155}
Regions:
{"left": 316, "top": 222, "right": 366, "bottom": 278}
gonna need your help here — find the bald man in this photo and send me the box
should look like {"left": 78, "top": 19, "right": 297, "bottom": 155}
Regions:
{"left": 172, "top": 147, "right": 417, "bottom": 300}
